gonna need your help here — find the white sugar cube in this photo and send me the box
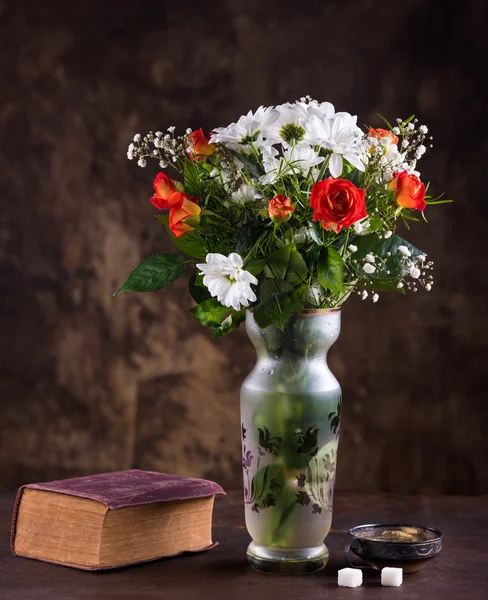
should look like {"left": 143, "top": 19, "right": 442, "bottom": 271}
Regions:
{"left": 381, "top": 567, "right": 403, "bottom": 587}
{"left": 338, "top": 567, "right": 363, "bottom": 587}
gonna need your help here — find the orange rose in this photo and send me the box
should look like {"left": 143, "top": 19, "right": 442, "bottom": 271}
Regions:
{"left": 169, "top": 193, "right": 201, "bottom": 237}
{"left": 268, "top": 194, "right": 294, "bottom": 223}
{"left": 368, "top": 127, "right": 399, "bottom": 147}
{"left": 310, "top": 178, "right": 367, "bottom": 233}
{"left": 388, "top": 170, "right": 426, "bottom": 211}
{"left": 150, "top": 172, "right": 179, "bottom": 210}
{"left": 188, "top": 129, "right": 216, "bottom": 160}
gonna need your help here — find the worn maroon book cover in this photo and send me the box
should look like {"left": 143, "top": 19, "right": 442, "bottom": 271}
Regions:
{"left": 11, "top": 469, "right": 225, "bottom": 570}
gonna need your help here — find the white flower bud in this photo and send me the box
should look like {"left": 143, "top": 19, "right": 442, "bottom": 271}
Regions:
{"left": 397, "top": 245, "right": 411, "bottom": 257}
{"left": 361, "top": 290, "right": 368, "bottom": 300}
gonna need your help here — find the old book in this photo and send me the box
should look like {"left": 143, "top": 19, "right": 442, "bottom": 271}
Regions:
{"left": 11, "top": 469, "right": 224, "bottom": 570}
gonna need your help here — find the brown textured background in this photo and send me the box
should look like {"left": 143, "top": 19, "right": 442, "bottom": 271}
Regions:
{"left": 1, "top": 0, "right": 487, "bottom": 495}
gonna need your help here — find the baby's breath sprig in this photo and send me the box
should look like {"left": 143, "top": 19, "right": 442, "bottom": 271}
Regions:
{"left": 127, "top": 126, "right": 188, "bottom": 169}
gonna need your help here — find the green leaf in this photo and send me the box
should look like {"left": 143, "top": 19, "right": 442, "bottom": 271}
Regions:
{"left": 424, "top": 199, "right": 453, "bottom": 205}
{"left": 189, "top": 299, "right": 228, "bottom": 328}
{"left": 155, "top": 215, "right": 206, "bottom": 258}
{"left": 253, "top": 284, "right": 306, "bottom": 330}
{"left": 115, "top": 253, "right": 186, "bottom": 294}
{"left": 246, "top": 257, "right": 267, "bottom": 276}
{"left": 317, "top": 247, "right": 344, "bottom": 292}
{"left": 307, "top": 221, "right": 324, "bottom": 246}
{"left": 212, "top": 310, "right": 246, "bottom": 338}
{"left": 365, "top": 279, "right": 406, "bottom": 294}
{"left": 183, "top": 160, "right": 201, "bottom": 195}
{"left": 260, "top": 279, "right": 293, "bottom": 298}
{"left": 236, "top": 222, "right": 267, "bottom": 256}
{"left": 263, "top": 246, "right": 308, "bottom": 285}
{"left": 342, "top": 167, "right": 362, "bottom": 188}
{"left": 188, "top": 272, "right": 212, "bottom": 303}
{"left": 226, "top": 148, "right": 264, "bottom": 179}
{"left": 376, "top": 113, "right": 393, "bottom": 130}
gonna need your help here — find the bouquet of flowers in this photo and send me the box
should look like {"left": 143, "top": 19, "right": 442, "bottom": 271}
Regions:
{"left": 117, "top": 97, "right": 448, "bottom": 334}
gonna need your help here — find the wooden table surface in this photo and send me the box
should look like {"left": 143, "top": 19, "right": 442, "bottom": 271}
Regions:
{"left": 1, "top": 490, "right": 487, "bottom": 599}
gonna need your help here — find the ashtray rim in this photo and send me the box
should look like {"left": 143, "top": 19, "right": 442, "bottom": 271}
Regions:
{"left": 349, "top": 522, "right": 444, "bottom": 546}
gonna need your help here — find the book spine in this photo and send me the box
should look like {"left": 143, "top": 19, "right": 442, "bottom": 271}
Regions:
{"left": 10, "top": 485, "right": 26, "bottom": 556}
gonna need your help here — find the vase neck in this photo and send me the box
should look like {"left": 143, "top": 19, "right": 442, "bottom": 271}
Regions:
{"left": 245, "top": 311, "right": 341, "bottom": 360}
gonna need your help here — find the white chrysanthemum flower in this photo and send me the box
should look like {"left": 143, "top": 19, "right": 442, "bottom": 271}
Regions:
{"left": 309, "top": 101, "right": 336, "bottom": 118}
{"left": 363, "top": 263, "right": 376, "bottom": 274}
{"left": 197, "top": 253, "right": 258, "bottom": 311}
{"left": 260, "top": 143, "right": 323, "bottom": 184}
{"left": 212, "top": 106, "right": 279, "bottom": 152}
{"left": 261, "top": 102, "right": 309, "bottom": 147}
{"left": 304, "top": 114, "right": 366, "bottom": 177}
{"left": 284, "top": 143, "right": 324, "bottom": 171}
{"left": 230, "top": 184, "right": 262, "bottom": 205}
{"left": 397, "top": 245, "right": 411, "bottom": 257}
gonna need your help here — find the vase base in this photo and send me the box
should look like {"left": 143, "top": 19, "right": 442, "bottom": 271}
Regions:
{"left": 246, "top": 542, "right": 329, "bottom": 575}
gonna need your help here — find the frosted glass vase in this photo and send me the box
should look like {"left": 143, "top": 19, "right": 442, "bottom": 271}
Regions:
{"left": 240, "top": 309, "right": 342, "bottom": 574}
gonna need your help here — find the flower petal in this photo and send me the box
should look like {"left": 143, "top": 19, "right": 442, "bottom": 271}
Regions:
{"left": 329, "top": 153, "right": 343, "bottom": 178}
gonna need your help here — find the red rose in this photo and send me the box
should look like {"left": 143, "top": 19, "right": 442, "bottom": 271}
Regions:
{"left": 368, "top": 127, "right": 399, "bottom": 147}
{"left": 268, "top": 194, "right": 294, "bottom": 223}
{"left": 388, "top": 170, "right": 426, "bottom": 211}
{"left": 188, "top": 129, "right": 216, "bottom": 160}
{"left": 169, "top": 193, "right": 201, "bottom": 238}
{"left": 150, "top": 173, "right": 179, "bottom": 210}
{"left": 310, "top": 178, "right": 367, "bottom": 233}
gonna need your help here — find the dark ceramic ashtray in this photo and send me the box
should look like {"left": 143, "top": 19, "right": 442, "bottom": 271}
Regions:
{"left": 346, "top": 523, "right": 443, "bottom": 573}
